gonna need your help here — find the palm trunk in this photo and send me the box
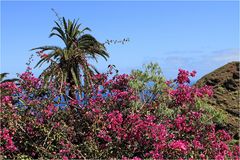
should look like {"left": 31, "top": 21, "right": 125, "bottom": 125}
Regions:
{"left": 80, "top": 55, "right": 93, "bottom": 98}
{"left": 66, "top": 71, "right": 76, "bottom": 110}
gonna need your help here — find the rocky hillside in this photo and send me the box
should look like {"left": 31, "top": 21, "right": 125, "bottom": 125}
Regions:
{"left": 196, "top": 61, "right": 239, "bottom": 140}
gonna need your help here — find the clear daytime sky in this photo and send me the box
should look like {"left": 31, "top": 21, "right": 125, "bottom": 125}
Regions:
{"left": 1, "top": 1, "right": 239, "bottom": 80}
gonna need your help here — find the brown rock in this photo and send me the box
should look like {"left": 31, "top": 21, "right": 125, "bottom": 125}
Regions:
{"left": 195, "top": 61, "right": 240, "bottom": 140}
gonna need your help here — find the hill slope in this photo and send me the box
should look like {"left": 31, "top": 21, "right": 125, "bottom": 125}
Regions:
{"left": 195, "top": 61, "right": 239, "bottom": 140}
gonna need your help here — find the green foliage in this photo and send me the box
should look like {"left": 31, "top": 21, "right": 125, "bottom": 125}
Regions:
{"left": 16, "top": 154, "right": 32, "bottom": 160}
{"left": 129, "top": 62, "right": 168, "bottom": 102}
{"left": 129, "top": 63, "right": 174, "bottom": 119}
{"left": 196, "top": 100, "right": 226, "bottom": 124}
{"left": 130, "top": 63, "right": 226, "bottom": 126}
{"left": 216, "top": 86, "right": 226, "bottom": 94}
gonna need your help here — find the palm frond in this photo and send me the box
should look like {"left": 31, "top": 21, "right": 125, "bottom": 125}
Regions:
{"left": 1, "top": 78, "right": 19, "bottom": 83}
{"left": 0, "top": 73, "right": 9, "bottom": 82}
{"left": 31, "top": 46, "right": 62, "bottom": 51}
{"left": 0, "top": 73, "right": 19, "bottom": 83}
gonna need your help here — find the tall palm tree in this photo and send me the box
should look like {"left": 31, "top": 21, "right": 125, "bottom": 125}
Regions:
{"left": 32, "top": 17, "right": 109, "bottom": 100}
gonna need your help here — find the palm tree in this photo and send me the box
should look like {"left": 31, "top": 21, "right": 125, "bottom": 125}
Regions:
{"left": 32, "top": 17, "right": 109, "bottom": 100}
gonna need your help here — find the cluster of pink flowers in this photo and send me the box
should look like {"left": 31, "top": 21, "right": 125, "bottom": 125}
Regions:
{"left": 0, "top": 68, "right": 239, "bottom": 159}
{"left": 1, "top": 96, "right": 12, "bottom": 105}
{"left": 0, "top": 128, "right": 17, "bottom": 153}
{"left": 169, "top": 140, "right": 188, "bottom": 153}
{"left": 43, "top": 103, "right": 58, "bottom": 118}
{"left": 19, "top": 69, "right": 42, "bottom": 89}
{"left": 83, "top": 69, "right": 239, "bottom": 159}
{"left": 0, "top": 81, "right": 20, "bottom": 95}
{"left": 176, "top": 69, "right": 196, "bottom": 84}
{"left": 168, "top": 70, "right": 213, "bottom": 106}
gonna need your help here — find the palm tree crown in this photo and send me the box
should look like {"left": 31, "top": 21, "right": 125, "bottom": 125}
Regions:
{"left": 32, "top": 17, "right": 109, "bottom": 98}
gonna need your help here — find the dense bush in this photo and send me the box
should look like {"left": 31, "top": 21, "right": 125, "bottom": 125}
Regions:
{"left": 0, "top": 64, "right": 239, "bottom": 159}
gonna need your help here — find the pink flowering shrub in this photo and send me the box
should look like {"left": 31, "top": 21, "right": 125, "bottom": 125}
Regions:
{"left": 168, "top": 69, "right": 213, "bottom": 106}
{"left": 0, "top": 128, "right": 18, "bottom": 154}
{"left": 0, "top": 66, "right": 239, "bottom": 159}
{"left": 79, "top": 68, "right": 239, "bottom": 159}
{"left": 0, "top": 69, "right": 84, "bottom": 159}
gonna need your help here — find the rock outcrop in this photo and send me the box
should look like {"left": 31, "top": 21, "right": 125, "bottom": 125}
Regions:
{"left": 195, "top": 61, "right": 239, "bottom": 140}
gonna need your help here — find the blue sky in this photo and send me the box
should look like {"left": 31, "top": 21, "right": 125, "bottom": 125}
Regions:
{"left": 1, "top": 1, "right": 239, "bottom": 80}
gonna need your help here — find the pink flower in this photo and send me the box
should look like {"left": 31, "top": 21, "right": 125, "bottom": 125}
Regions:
{"left": 217, "top": 130, "right": 231, "bottom": 141}
{"left": 200, "top": 153, "right": 205, "bottom": 159}
{"left": 193, "top": 139, "right": 203, "bottom": 149}
{"left": 97, "top": 130, "right": 112, "bottom": 142}
{"left": 169, "top": 140, "right": 188, "bottom": 153}
{"left": 69, "top": 99, "right": 79, "bottom": 106}
{"left": 132, "top": 157, "right": 142, "bottom": 160}
{"left": 177, "top": 69, "right": 190, "bottom": 84}
{"left": 0, "top": 128, "right": 17, "bottom": 152}
{"left": 43, "top": 104, "right": 58, "bottom": 118}
{"left": 190, "top": 70, "right": 197, "bottom": 77}
{"left": 215, "top": 154, "right": 224, "bottom": 160}
{"left": 165, "top": 80, "right": 172, "bottom": 86}
{"left": 1, "top": 96, "right": 12, "bottom": 104}
{"left": 62, "top": 156, "right": 69, "bottom": 160}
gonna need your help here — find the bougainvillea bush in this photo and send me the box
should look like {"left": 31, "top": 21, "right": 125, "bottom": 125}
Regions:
{"left": 0, "top": 65, "right": 239, "bottom": 159}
